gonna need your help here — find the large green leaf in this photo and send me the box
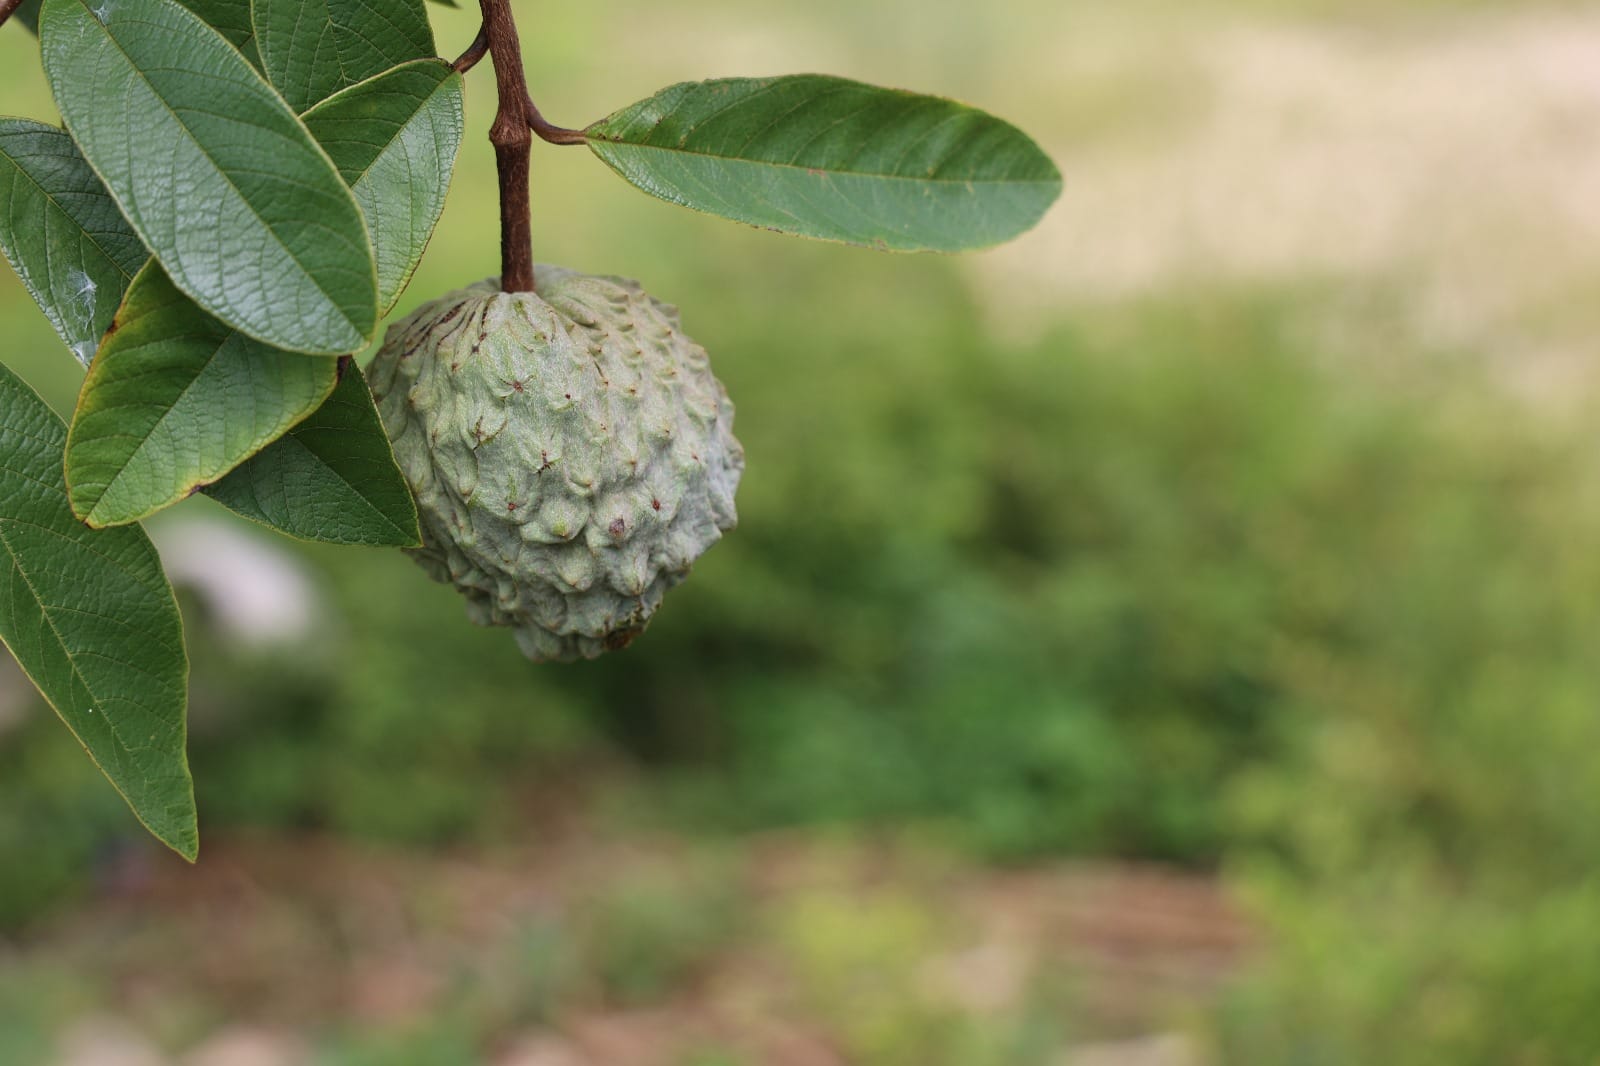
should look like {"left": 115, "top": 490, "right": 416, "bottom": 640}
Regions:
{"left": 39, "top": 0, "right": 378, "bottom": 355}
{"left": 10, "top": 0, "right": 247, "bottom": 50}
{"left": 586, "top": 75, "right": 1062, "bottom": 253}
{"left": 0, "top": 361, "right": 196, "bottom": 860}
{"left": 303, "top": 60, "right": 464, "bottom": 316}
{"left": 0, "top": 119, "right": 146, "bottom": 367}
{"left": 204, "top": 362, "right": 420, "bottom": 545}
{"left": 252, "top": 0, "right": 435, "bottom": 113}
{"left": 67, "top": 263, "right": 339, "bottom": 528}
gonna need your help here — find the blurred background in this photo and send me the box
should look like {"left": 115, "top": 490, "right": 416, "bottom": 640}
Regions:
{"left": 5, "top": 0, "right": 1600, "bottom": 1062}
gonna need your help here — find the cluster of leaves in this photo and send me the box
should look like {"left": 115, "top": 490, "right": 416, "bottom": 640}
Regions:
{"left": 0, "top": 0, "right": 466, "bottom": 860}
{"left": 0, "top": 0, "right": 1058, "bottom": 858}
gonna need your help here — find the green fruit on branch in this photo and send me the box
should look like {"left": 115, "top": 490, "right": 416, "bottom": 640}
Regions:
{"left": 0, "top": 0, "right": 1060, "bottom": 850}
{"left": 368, "top": 266, "right": 744, "bottom": 662}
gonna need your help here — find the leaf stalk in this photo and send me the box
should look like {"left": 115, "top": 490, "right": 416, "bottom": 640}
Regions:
{"left": 524, "top": 90, "right": 587, "bottom": 146}
{"left": 451, "top": 25, "right": 489, "bottom": 74}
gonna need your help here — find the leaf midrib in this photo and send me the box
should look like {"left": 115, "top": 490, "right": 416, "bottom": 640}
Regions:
{"left": 0, "top": 131, "right": 145, "bottom": 285}
{"left": 69, "top": 0, "right": 365, "bottom": 338}
{"left": 589, "top": 137, "right": 1061, "bottom": 188}
{"left": 280, "top": 431, "right": 414, "bottom": 539}
{"left": 80, "top": 327, "right": 332, "bottom": 522}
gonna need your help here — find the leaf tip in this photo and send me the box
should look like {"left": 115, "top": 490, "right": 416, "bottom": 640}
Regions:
{"left": 171, "top": 834, "right": 200, "bottom": 864}
{"left": 157, "top": 801, "right": 200, "bottom": 863}
{"left": 77, "top": 505, "right": 112, "bottom": 530}
{"left": 65, "top": 491, "right": 98, "bottom": 526}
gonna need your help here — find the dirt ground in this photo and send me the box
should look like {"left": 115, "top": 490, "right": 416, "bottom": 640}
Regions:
{"left": 28, "top": 825, "right": 1248, "bottom": 1066}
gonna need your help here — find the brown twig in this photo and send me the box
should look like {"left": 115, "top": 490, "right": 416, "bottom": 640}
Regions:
{"left": 470, "top": 1, "right": 586, "bottom": 291}
{"left": 451, "top": 25, "right": 489, "bottom": 74}
{"left": 478, "top": 0, "right": 535, "bottom": 293}
{"left": 0, "top": 0, "right": 29, "bottom": 31}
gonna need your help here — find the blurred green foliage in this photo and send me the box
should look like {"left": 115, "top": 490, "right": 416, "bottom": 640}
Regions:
{"left": 1213, "top": 877, "right": 1600, "bottom": 1063}
{"left": 1210, "top": 419, "right": 1600, "bottom": 1061}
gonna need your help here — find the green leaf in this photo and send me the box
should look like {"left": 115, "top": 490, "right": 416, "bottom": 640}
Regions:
{"left": 252, "top": 0, "right": 435, "bottom": 113}
{"left": 302, "top": 60, "right": 464, "bottom": 316}
{"left": 11, "top": 0, "right": 243, "bottom": 45}
{"left": 40, "top": 0, "right": 378, "bottom": 355}
{"left": 180, "top": 0, "right": 261, "bottom": 67}
{"left": 0, "top": 361, "right": 196, "bottom": 861}
{"left": 204, "top": 362, "right": 421, "bottom": 546}
{"left": 0, "top": 119, "right": 147, "bottom": 367}
{"left": 14, "top": 0, "right": 262, "bottom": 67}
{"left": 66, "top": 262, "right": 339, "bottom": 528}
{"left": 586, "top": 75, "right": 1062, "bottom": 253}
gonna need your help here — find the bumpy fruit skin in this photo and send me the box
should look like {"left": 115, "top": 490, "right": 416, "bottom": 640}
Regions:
{"left": 368, "top": 265, "right": 743, "bottom": 662}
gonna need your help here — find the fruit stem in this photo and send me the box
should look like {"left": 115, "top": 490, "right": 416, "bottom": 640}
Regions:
{"left": 479, "top": 0, "right": 536, "bottom": 293}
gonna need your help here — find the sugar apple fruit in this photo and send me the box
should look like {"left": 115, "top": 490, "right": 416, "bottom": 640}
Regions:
{"left": 368, "top": 265, "right": 743, "bottom": 662}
